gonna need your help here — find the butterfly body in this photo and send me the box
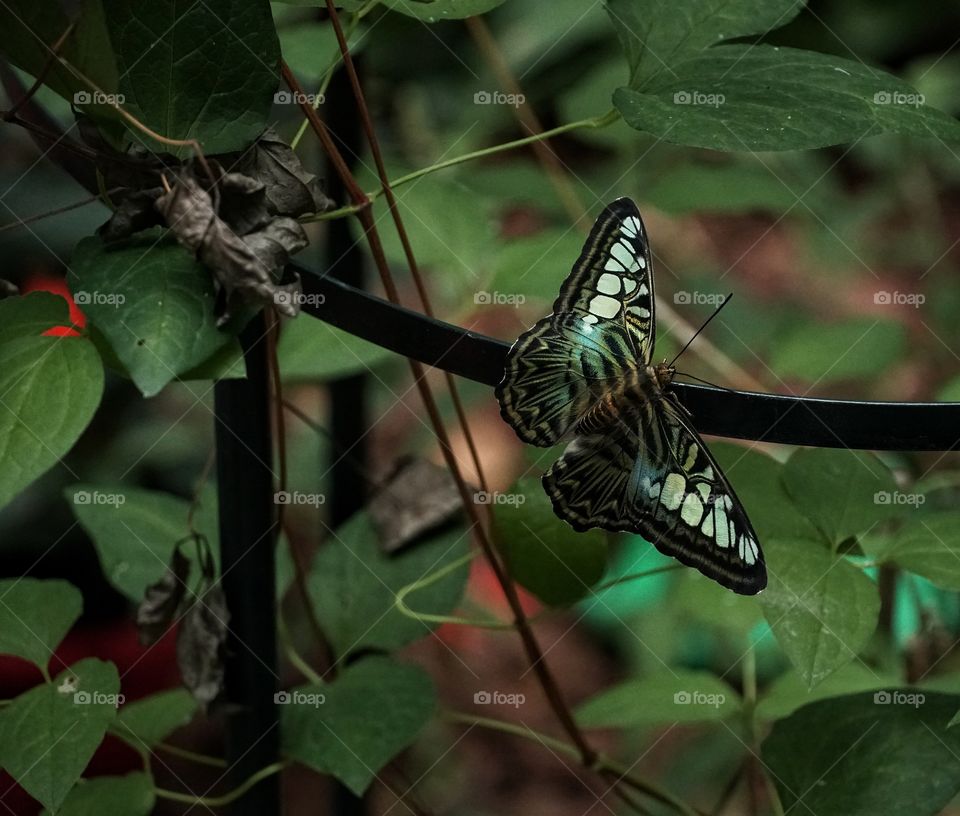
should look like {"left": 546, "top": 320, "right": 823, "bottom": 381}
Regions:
{"left": 496, "top": 198, "right": 766, "bottom": 595}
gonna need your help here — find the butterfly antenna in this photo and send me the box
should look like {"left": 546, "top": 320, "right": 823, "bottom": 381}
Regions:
{"left": 674, "top": 371, "right": 739, "bottom": 393}
{"left": 668, "top": 293, "right": 733, "bottom": 368}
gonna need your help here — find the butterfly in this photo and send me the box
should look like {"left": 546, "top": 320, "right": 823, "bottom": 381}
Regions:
{"left": 495, "top": 198, "right": 766, "bottom": 595}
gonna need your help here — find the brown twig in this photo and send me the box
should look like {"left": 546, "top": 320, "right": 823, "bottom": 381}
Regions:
{"left": 3, "top": 22, "right": 75, "bottom": 122}
{"left": 282, "top": 47, "right": 596, "bottom": 766}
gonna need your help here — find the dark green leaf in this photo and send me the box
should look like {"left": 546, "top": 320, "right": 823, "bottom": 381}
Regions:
{"left": 309, "top": 512, "right": 470, "bottom": 658}
{"left": 755, "top": 663, "right": 893, "bottom": 722}
{"left": 782, "top": 449, "right": 897, "bottom": 546}
{"left": 491, "top": 231, "right": 587, "bottom": 301}
{"left": 605, "top": 0, "right": 804, "bottom": 87}
{"left": 281, "top": 656, "right": 435, "bottom": 796}
{"left": 277, "top": 317, "right": 393, "bottom": 381}
{"left": 0, "top": 579, "right": 82, "bottom": 671}
{"left": 0, "top": 659, "right": 120, "bottom": 812}
{"left": 770, "top": 318, "right": 905, "bottom": 384}
{"left": 40, "top": 772, "right": 155, "bottom": 816}
{"left": 492, "top": 477, "right": 607, "bottom": 606}
{"left": 382, "top": 0, "right": 506, "bottom": 21}
{"left": 759, "top": 539, "right": 879, "bottom": 688}
{"left": 112, "top": 689, "right": 197, "bottom": 748}
{"left": 0, "top": 304, "right": 104, "bottom": 511}
{"left": 884, "top": 512, "right": 960, "bottom": 590}
{"left": 763, "top": 690, "right": 960, "bottom": 816}
{"left": 69, "top": 235, "right": 233, "bottom": 397}
{"left": 614, "top": 46, "right": 960, "bottom": 151}
{"left": 0, "top": 292, "right": 72, "bottom": 342}
{"left": 104, "top": 0, "right": 280, "bottom": 153}
{"left": 577, "top": 669, "right": 741, "bottom": 728}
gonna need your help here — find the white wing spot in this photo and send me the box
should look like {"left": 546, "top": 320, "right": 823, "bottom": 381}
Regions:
{"left": 611, "top": 241, "right": 638, "bottom": 271}
{"left": 626, "top": 216, "right": 641, "bottom": 235}
{"left": 660, "top": 473, "right": 686, "bottom": 511}
{"left": 622, "top": 278, "right": 637, "bottom": 294}
{"left": 637, "top": 283, "right": 648, "bottom": 295}
{"left": 597, "top": 273, "right": 621, "bottom": 295}
{"left": 638, "top": 256, "right": 646, "bottom": 269}
{"left": 581, "top": 314, "right": 598, "bottom": 328}
{"left": 684, "top": 444, "right": 699, "bottom": 470}
{"left": 588, "top": 295, "right": 621, "bottom": 319}
{"left": 604, "top": 258, "right": 625, "bottom": 272}
{"left": 743, "top": 537, "right": 757, "bottom": 565}
{"left": 629, "top": 306, "right": 651, "bottom": 318}
{"left": 681, "top": 493, "right": 703, "bottom": 526}
{"left": 715, "top": 508, "right": 729, "bottom": 548}
{"left": 648, "top": 481, "right": 661, "bottom": 501}
{"left": 696, "top": 482, "right": 710, "bottom": 503}
{"left": 702, "top": 513, "right": 714, "bottom": 537}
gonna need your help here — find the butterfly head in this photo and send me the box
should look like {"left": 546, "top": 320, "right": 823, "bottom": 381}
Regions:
{"left": 654, "top": 360, "right": 676, "bottom": 388}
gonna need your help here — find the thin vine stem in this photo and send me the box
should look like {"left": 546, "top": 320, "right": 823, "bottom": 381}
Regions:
{"left": 155, "top": 742, "right": 228, "bottom": 768}
{"left": 154, "top": 761, "right": 287, "bottom": 807}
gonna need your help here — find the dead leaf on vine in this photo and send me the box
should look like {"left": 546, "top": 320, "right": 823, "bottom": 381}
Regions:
{"left": 177, "top": 585, "right": 229, "bottom": 707}
{"left": 137, "top": 547, "right": 191, "bottom": 646}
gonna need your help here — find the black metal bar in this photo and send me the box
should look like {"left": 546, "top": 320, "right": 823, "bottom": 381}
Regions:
{"left": 297, "top": 267, "right": 960, "bottom": 452}
{"left": 214, "top": 313, "right": 280, "bottom": 814}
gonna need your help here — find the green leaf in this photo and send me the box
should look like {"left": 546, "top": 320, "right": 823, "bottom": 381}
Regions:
{"left": 69, "top": 234, "right": 234, "bottom": 398}
{"left": 381, "top": 0, "right": 506, "bottom": 21}
{"left": 0, "top": 579, "right": 82, "bottom": 672}
{"left": 670, "top": 570, "right": 763, "bottom": 637}
{"left": 711, "top": 443, "right": 820, "bottom": 543}
{"left": 0, "top": 292, "right": 73, "bottom": 342}
{"left": 277, "top": 316, "right": 393, "bottom": 381}
{"left": 770, "top": 317, "right": 905, "bottom": 384}
{"left": 492, "top": 477, "right": 607, "bottom": 606}
{"left": 605, "top": 0, "right": 804, "bottom": 87}
{"left": 759, "top": 539, "right": 880, "bottom": 689}
{"left": 781, "top": 449, "right": 897, "bottom": 546}
{"left": 490, "top": 231, "right": 587, "bottom": 301}
{"left": 577, "top": 669, "right": 741, "bottom": 728}
{"left": 0, "top": 659, "right": 120, "bottom": 812}
{"left": 755, "top": 663, "right": 893, "bottom": 722}
{"left": 112, "top": 689, "right": 197, "bottom": 748}
{"left": 66, "top": 485, "right": 217, "bottom": 602}
{"left": 103, "top": 0, "right": 280, "bottom": 153}
{"left": 884, "top": 512, "right": 960, "bottom": 590}
{"left": 282, "top": 656, "right": 435, "bottom": 796}
{"left": 763, "top": 690, "right": 960, "bottom": 816}
{"left": 308, "top": 512, "right": 469, "bottom": 658}
{"left": 614, "top": 46, "right": 960, "bottom": 152}
{"left": 0, "top": 301, "right": 104, "bottom": 511}
{"left": 40, "top": 772, "right": 155, "bottom": 816}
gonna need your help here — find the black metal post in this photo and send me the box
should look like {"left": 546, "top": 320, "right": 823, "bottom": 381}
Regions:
{"left": 214, "top": 312, "right": 280, "bottom": 814}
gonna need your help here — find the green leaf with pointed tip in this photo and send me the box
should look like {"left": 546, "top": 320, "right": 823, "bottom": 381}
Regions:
{"left": 492, "top": 477, "right": 607, "bottom": 606}
{"left": 103, "top": 0, "right": 280, "bottom": 153}
{"left": 0, "top": 298, "right": 104, "bottom": 511}
{"left": 282, "top": 656, "right": 435, "bottom": 796}
{"left": 308, "top": 512, "right": 469, "bottom": 658}
{"left": 781, "top": 449, "right": 897, "bottom": 547}
{"left": 763, "top": 691, "right": 960, "bottom": 816}
{"left": 883, "top": 512, "right": 960, "bottom": 590}
{"left": 40, "top": 772, "right": 155, "bottom": 816}
{"left": 615, "top": 46, "right": 960, "bottom": 152}
{"left": 605, "top": 0, "right": 804, "bottom": 87}
{"left": 759, "top": 539, "right": 879, "bottom": 689}
{"left": 577, "top": 669, "right": 741, "bottom": 728}
{"left": 0, "top": 659, "right": 120, "bottom": 812}
{"left": 112, "top": 689, "right": 197, "bottom": 748}
{"left": 69, "top": 234, "right": 233, "bottom": 398}
{"left": 0, "top": 579, "right": 82, "bottom": 672}
{"left": 277, "top": 317, "right": 393, "bottom": 381}
{"left": 755, "top": 663, "right": 894, "bottom": 722}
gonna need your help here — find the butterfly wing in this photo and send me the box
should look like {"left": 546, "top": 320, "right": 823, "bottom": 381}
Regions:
{"left": 496, "top": 198, "right": 655, "bottom": 446}
{"left": 543, "top": 391, "right": 766, "bottom": 595}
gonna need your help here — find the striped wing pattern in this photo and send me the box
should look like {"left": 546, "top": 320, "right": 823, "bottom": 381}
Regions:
{"left": 496, "top": 197, "right": 766, "bottom": 595}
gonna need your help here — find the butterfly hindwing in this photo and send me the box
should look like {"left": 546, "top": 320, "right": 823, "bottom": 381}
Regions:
{"left": 543, "top": 392, "right": 766, "bottom": 594}
{"left": 555, "top": 197, "right": 656, "bottom": 363}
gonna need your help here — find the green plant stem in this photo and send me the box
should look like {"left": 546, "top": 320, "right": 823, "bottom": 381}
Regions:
{"left": 443, "top": 711, "right": 698, "bottom": 816}
{"left": 155, "top": 761, "right": 287, "bottom": 807}
{"left": 278, "top": 612, "right": 324, "bottom": 686}
{"left": 593, "top": 563, "right": 684, "bottom": 591}
{"left": 156, "top": 742, "right": 228, "bottom": 768}
{"left": 304, "top": 109, "right": 621, "bottom": 222}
